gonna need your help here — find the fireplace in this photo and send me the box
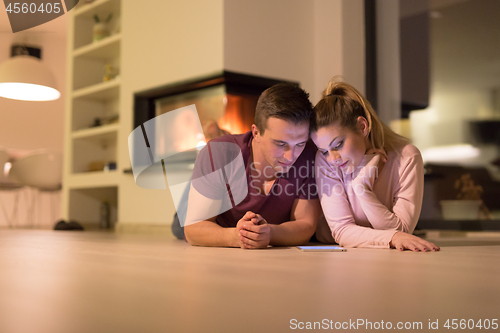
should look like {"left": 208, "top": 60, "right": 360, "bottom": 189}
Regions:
{"left": 134, "top": 70, "right": 294, "bottom": 139}
{"left": 128, "top": 71, "right": 296, "bottom": 189}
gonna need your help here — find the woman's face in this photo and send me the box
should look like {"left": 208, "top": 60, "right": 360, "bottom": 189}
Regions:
{"left": 311, "top": 121, "right": 369, "bottom": 174}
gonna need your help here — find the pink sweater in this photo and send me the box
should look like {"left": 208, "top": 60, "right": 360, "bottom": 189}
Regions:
{"left": 315, "top": 144, "right": 424, "bottom": 248}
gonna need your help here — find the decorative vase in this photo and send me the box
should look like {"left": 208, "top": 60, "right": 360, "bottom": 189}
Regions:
{"left": 93, "top": 23, "right": 109, "bottom": 42}
{"left": 440, "top": 200, "right": 481, "bottom": 220}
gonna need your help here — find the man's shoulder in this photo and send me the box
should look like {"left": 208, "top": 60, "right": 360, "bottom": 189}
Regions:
{"left": 194, "top": 131, "right": 251, "bottom": 175}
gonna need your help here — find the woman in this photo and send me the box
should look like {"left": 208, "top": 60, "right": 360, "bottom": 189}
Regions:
{"left": 311, "top": 78, "right": 439, "bottom": 252}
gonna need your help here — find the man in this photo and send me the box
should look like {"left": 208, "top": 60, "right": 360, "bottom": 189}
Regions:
{"left": 184, "top": 83, "right": 321, "bottom": 249}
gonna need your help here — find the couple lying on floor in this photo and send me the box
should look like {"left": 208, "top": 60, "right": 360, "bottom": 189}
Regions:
{"left": 174, "top": 78, "right": 439, "bottom": 252}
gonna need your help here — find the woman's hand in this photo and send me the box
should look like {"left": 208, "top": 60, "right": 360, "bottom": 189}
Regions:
{"left": 390, "top": 231, "right": 440, "bottom": 252}
{"left": 351, "top": 154, "right": 381, "bottom": 194}
{"left": 366, "top": 148, "right": 387, "bottom": 162}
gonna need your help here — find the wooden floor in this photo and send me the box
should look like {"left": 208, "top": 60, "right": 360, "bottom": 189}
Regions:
{"left": 0, "top": 230, "right": 499, "bottom": 333}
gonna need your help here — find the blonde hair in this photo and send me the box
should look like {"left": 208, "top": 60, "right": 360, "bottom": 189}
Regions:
{"left": 311, "top": 77, "right": 409, "bottom": 154}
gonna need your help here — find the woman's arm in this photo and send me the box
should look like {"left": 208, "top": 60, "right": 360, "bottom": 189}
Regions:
{"left": 354, "top": 152, "right": 424, "bottom": 233}
{"left": 317, "top": 152, "right": 438, "bottom": 251}
{"left": 316, "top": 153, "right": 397, "bottom": 248}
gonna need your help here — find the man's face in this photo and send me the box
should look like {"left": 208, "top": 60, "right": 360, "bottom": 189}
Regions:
{"left": 252, "top": 117, "right": 310, "bottom": 175}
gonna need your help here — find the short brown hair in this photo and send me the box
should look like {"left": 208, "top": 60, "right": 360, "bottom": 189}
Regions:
{"left": 255, "top": 83, "right": 313, "bottom": 134}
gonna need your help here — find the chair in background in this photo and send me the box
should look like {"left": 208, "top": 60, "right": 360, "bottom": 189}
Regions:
{"left": 0, "top": 148, "right": 24, "bottom": 227}
{"left": 9, "top": 150, "right": 62, "bottom": 227}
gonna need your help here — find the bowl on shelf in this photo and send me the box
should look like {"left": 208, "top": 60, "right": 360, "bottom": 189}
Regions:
{"left": 440, "top": 200, "right": 481, "bottom": 220}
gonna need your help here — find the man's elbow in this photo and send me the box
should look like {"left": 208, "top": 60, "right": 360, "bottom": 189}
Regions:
{"left": 296, "top": 236, "right": 311, "bottom": 246}
{"left": 183, "top": 226, "right": 197, "bottom": 246}
{"left": 298, "top": 222, "right": 317, "bottom": 245}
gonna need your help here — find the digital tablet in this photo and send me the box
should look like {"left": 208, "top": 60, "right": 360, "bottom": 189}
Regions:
{"left": 296, "top": 245, "right": 346, "bottom": 252}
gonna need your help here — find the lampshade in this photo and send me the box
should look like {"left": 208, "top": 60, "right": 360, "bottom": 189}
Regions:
{"left": 0, "top": 55, "right": 60, "bottom": 101}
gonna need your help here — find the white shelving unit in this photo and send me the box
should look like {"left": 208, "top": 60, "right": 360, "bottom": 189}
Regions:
{"left": 72, "top": 123, "right": 120, "bottom": 139}
{"left": 62, "top": 0, "right": 121, "bottom": 229}
{"left": 73, "top": 33, "right": 121, "bottom": 59}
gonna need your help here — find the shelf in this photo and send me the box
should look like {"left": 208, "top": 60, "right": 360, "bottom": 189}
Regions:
{"left": 72, "top": 123, "right": 119, "bottom": 139}
{"left": 73, "top": 128, "right": 116, "bottom": 146}
{"left": 73, "top": 78, "right": 120, "bottom": 100}
{"left": 73, "top": 34, "right": 121, "bottom": 59}
{"left": 72, "top": 129, "right": 117, "bottom": 173}
{"left": 64, "top": 0, "right": 122, "bottom": 225}
{"left": 66, "top": 170, "right": 120, "bottom": 189}
{"left": 73, "top": 0, "right": 120, "bottom": 19}
{"left": 418, "top": 219, "right": 500, "bottom": 231}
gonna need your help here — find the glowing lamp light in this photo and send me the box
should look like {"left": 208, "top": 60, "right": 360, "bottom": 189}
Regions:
{"left": 421, "top": 144, "right": 480, "bottom": 163}
{"left": 0, "top": 55, "right": 60, "bottom": 101}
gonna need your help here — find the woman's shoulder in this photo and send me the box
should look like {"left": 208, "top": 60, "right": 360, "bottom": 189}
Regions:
{"left": 387, "top": 143, "right": 423, "bottom": 170}
{"left": 389, "top": 143, "right": 422, "bottom": 160}
{"left": 315, "top": 150, "right": 333, "bottom": 168}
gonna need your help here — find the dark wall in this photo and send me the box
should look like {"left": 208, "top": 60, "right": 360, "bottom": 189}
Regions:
{"left": 400, "top": 11, "right": 430, "bottom": 116}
